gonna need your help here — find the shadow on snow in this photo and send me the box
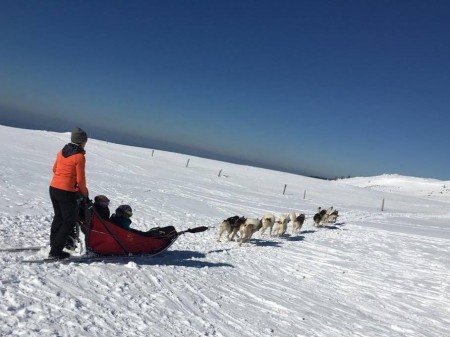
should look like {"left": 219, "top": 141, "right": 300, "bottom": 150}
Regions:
{"left": 251, "top": 239, "right": 283, "bottom": 247}
{"left": 322, "top": 222, "right": 346, "bottom": 230}
{"left": 299, "top": 230, "right": 316, "bottom": 235}
{"left": 72, "top": 250, "right": 234, "bottom": 268}
{"left": 286, "top": 235, "right": 305, "bottom": 242}
{"left": 154, "top": 250, "right": 234, "bottom": 268}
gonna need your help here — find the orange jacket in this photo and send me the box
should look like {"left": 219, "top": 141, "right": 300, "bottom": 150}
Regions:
{"left": 50, "top": 144, "right": 88, "bottom": 196}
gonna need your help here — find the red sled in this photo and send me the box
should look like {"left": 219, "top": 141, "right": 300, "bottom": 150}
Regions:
{"left": 84, "top": 211, "right": 178, "bottom": 256}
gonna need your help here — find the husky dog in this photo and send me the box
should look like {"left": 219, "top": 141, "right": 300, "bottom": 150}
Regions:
{"left": 239, "top": 218, "right": 262, "bottom": 246}
{"left": 322, "top": 206, "right": 334, "bottom": 223}
{"left": 290, "top": 211, "right": 306, "bottom": 234}
{"left": 326, "top": 209, "right": 339, "bottom": 223}
{"left": 259, "top": 213, "right": 275, "bottom": 236}
{"left": 273, "top": 214, "right": 290, "bottom": 236}
{"left": 217, "top": 215, "right": 247, "bottom": 242}
{"left": 318, "top": 206, "right": 339, "bottom": 224}
{"left": 313, "top": 207, "right": 327, "bottom": 226}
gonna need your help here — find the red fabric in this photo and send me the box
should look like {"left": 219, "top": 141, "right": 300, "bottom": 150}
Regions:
{"left": 86, "top": 213, "right": 177, "bottom": 255}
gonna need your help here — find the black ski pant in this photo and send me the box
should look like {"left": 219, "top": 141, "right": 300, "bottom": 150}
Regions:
{"left": 49, "top": 186, "right": 78, "bottom": 255}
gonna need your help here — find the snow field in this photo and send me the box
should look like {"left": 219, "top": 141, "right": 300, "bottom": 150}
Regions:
{"left": 1, "top": 125, "right": 449, "bottom": 337}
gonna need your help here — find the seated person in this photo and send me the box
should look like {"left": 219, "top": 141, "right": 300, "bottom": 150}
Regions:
{"left": 93, "top": 195, "right": 111, "bottom": 220}
{"left": 78, "top": 195, "right": 111, "bottom": 223}
{"left": 110, "top": 204, "right": 176, "bottom": 237}
{"left": 77, "top": 195, "right": 111, "bottom": 238}
{"left": 110, "top": 204, "right": 133, "bottom": 230}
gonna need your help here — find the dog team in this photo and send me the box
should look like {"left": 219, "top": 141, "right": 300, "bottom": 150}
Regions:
{"left": 313, "top": 206, "right": 339, "bottom": 226}
{"left": 217, "top": 206, "right": 338, "bottom": 246}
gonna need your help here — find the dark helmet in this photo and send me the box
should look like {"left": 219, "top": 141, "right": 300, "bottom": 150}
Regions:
{"left": 116, "top": 204, "right": 132, "bottom": 217}
{"left": 94, "top": 195, "right": 110, "bottom": 208}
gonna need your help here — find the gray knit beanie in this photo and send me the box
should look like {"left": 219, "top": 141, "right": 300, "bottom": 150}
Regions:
{"left": 71, "top": 127, "right": 88, "bottom": 144}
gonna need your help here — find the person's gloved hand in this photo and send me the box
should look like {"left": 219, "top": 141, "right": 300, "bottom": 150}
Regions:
{"left": 85, "top": 197, "right": 93, "bottom": 207}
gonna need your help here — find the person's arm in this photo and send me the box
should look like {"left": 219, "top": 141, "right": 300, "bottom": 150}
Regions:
{"left": 75, "top": 154, "right": 89, "bottom": 197}
{"left": 52, "top": 158, "right": 57, "bottom": 173}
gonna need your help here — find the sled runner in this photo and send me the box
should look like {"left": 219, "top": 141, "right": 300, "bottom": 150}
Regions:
{"left": 22, "top": 252, "right": 168, "bottom": 264}
{"left": 0, "top": 246, "right": 46, "bottom": 252}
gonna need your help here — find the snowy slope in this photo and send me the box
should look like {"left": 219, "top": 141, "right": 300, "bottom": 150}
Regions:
{"left": 339, "top": 174, "right": 450, "bottom": 200}
{"left": 1, "top": 125, "right": 449, "bottom": 337}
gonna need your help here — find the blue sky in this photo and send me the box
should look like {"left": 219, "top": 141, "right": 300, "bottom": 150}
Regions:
{"left": 1, "top": 1, "right": 449, "bottom": 180}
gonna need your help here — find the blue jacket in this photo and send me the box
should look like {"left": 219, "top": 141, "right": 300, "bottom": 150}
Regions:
{"left": 110, "top": 214, "right": 132, "bottom": 230}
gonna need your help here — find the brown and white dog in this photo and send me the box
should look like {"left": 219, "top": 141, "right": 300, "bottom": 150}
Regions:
{"left": 290, "top": 211, "right": 306, "bottom": 234}
{"left": 217, "top": 215, "right": 247, "bottom": 242}
{"left": 259, "top": 213, "right": 275, "bottom": 236}
{"left": 272, "top": 214, "right": 290, "bottom": 236}
{"left": 239, "top": 218, "right": 262, "bottom": 246}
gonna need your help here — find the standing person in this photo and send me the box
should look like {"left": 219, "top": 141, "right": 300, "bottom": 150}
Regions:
{"left": 48, "top": 127, "right": 88, "bottom": 259}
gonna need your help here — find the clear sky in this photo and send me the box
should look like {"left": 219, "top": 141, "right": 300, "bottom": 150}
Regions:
{"left": 1, "top": 1, "right": 449, "bottom": 180}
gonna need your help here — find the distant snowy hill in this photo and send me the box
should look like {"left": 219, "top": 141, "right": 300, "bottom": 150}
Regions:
{"left": 1, "top": 125, "right": 449, "bottom": 337}
{"left": 338, "top": 174, "right": 450, "bottom": 200}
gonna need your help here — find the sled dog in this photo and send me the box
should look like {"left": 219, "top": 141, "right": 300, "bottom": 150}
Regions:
{"left": 290, "top": 211, "right": 306, "bottom": 234}
{"left": 239, "top": 218, "right": 262, "bottom": 246}
{"left": 217, "top": 216, "right": 247, "bottom": 242}
{"left": 273, "top": 214, "right": 290, "bottom": 236}
{"left": 260, "top": 213, "right": 275, "bottom": 236}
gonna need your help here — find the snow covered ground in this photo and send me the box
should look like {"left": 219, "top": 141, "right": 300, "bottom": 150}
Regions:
{"left": 1, "top": 124, "right": 449, "bottom": 337}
